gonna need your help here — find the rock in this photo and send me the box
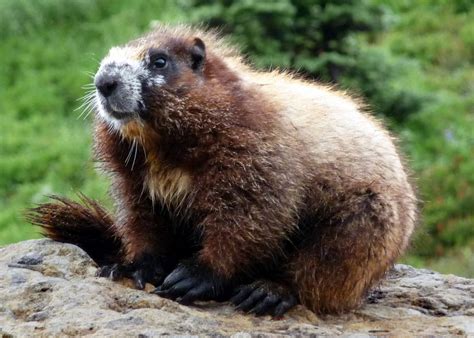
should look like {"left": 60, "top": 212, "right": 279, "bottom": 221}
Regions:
{"left": 0, "top": 239, "right": 473, "bottom": 336}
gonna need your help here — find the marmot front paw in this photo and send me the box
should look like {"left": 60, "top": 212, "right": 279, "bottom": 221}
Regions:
{"left": 97, "top": 253, "right": 168, "bottom": 289}
{"left": 152, "top": 258, "right": 232, "bottom": 304}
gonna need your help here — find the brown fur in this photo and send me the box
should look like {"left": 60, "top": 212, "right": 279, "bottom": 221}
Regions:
{"left": 30, "top": 24, "right": 417, "bottom": 314}
{"left": 27, "top": 195, "right": 121, "bottom": 266}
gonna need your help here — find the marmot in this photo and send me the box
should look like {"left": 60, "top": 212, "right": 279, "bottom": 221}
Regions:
{"left": 28, "top": 24, "right": 417, "bottom": 316}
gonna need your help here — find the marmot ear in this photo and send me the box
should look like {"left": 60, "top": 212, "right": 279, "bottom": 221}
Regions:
{"left": 190, "top": 37, "right": 206, "bottom": 72}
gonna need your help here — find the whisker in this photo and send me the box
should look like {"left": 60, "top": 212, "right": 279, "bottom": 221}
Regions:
{"left": 76, "top": 96, "right": 97, "bottom": 120}
{"left": 75, "top": 95, "right": 95, "bottom": 107}
{"left": 81, "top": 70, "right": 96, "bottom": 78}
{"left": 82, "top": 102, "right": 96, "bottom": 120}
{"left": 87, "top": 53, "right": 101, "bottom": 65}
{"left": 125, "top": 139, "right": 135, "bottom": 166}
{"left": 76, "top": 102, "right": 93, "bottom": 119}
{"left": 81, "top": 84, "right": 96, "bottom": 89}
{"left": 76, "top": 90, "right": 95, "bottom": 101}
{"left": 131, "top": 139, "right": 138, "bottom": 171}
{"left": 74, "top": 83, "right": 98, "bottom": 120}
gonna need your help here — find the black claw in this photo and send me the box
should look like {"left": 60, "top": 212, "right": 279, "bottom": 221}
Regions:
{"left": 152, "top": 288, "right": 170, "bottom": 297}
{"left": 160, "top": 265, "right": 188, "bottom": 290}
{"left": 110, "top": 264, "right": 124, "bottom": 280}
{"left": 235, "top": 288, "right": 267, "bottom": 312}
{"left": 173, "top": 278, "right": 197, "bottom": 293}
{"left": 132, "top": 270, "right": 145, "bottom": 290}
{"left": 273, "top": 297, "right": 297, "bottom": 317}
{"left": 96, "top": 254, "right": 170, "bottom": 290}
{"left": 97, "top": 265, "right": 111, "bottom": 278}
{"left": 251, "top": 294, "right": 280, "bottom": 316}
{"left": 178, "top": 284, "right": 209, "bottom": 305}
{"left": 154, "top": 289, "right": 176, "bottom": 300}
{"left": 161, "top": 278, "right": 197, "bottom": 299}
{"left": 230, "top": 286, "right": 254, "bottom": 305}
{"left": 152, "top": 258, "right": 231, "bottom": 305}
{"left": 97, "top": 263, "right": 125, "bottom": 280}
{"left": 231, "top": 280, "right": 298, "bottom": 317}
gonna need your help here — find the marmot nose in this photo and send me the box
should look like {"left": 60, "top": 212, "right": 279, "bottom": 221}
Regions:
{"left": 95, "top": 73, "right": 119, "bottom": 97}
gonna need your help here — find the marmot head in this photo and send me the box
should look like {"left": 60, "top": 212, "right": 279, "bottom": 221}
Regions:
{"left": 93, "top": 26, "right": 214, "bottom": 135}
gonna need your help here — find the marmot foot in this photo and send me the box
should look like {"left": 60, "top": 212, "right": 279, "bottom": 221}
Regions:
{"left": 97, "top": 253, "right": 167, "bottom": 290}
{"left": 230, "top": 280, "right": 298, "bottom": 317}
{"left": 152, "top": 258, "right": 231, "bottom": 304}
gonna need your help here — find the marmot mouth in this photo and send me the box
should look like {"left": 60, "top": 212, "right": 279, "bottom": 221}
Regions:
{"left": 108, "top": 110, "right": 135, "bottom": 120}
{"left": 100, "top": 100, "right": 136, "bottom": 121}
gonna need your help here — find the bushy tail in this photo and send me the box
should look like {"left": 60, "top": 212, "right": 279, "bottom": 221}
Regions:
{"left": 26, "top": 195, "right": 122, "bottom": 266}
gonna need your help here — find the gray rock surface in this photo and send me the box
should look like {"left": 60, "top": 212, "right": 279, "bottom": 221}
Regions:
{"left": 0, "top": 239, "right": 473, "bottom": 336}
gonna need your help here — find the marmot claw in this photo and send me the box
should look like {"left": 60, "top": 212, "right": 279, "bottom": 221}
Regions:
{"left": 97, "top": 254, "right": 167, "bottom": 290}
{"left": 152, "top": 259, "right": 229, "bottom": 304}
{"left": 230, "top": 280, "right": 298, "bottom": 317}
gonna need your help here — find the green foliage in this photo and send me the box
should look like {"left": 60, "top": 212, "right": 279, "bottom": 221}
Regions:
{"left": 339, "top": 46, "right": 427, "bottom": 121}
{"left": 0, "top": 0, "right": 184, "bottom": 244}
{"left": 187, "top": 0, "right": 424, "bottom": 121}
{"left": 189, "top": 0, "right": 387, "bottom": 72}
{"left": 387, "top": 3, "right": 474, "bottom": 262}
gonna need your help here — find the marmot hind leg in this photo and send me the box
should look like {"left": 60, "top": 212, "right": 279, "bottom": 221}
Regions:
{"left": 286, "top": 191, "right": 410, "bottom": 314}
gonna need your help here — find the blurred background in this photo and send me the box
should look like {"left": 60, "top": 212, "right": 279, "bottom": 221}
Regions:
{"left": 0, "top": 0, "right": 473, "bottom": 276}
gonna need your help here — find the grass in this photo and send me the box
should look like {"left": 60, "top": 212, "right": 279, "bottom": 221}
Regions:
{"left": 0, "top": 0, "right": 185, "bottom": 243}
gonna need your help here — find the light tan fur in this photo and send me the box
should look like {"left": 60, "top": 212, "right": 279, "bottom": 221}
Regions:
{"left": 144, "top": 154, "right": 192, "bottom": 209}
{"left": 119, "top": 120, "right": 192, "bottom": 210}
{"left": 240, "top": 70, "right": 417, "bottom": 246}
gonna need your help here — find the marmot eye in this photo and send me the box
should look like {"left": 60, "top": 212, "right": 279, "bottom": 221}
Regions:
{"left": 153, "top": 57, "right": 167, "bottom": 69}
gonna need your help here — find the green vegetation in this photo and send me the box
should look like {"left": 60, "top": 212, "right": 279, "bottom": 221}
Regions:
{"left": 188, "top": 0, "right": 424, "bottom": 121}
{"left": 0, "top": 0, "right": 185, "bottom": 242}
{"left": 1, "top": 0, "right": 472, "bottom": 276}
{"left": 382, "top": 0, "right": 474, "bottom": 275}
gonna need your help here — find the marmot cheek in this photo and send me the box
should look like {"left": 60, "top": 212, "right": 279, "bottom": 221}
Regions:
{"left": 147, "top": 75, "right": 166, "bottom": 87}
